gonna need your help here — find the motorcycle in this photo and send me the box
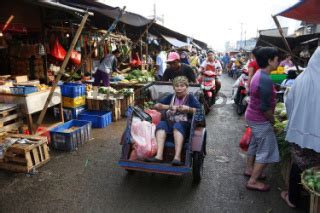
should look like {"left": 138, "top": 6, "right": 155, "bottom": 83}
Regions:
{"left": 199, "top": 69, "right": 217, "bottom": 107}
{"left": 233, "top": 68, "right": 249, "bottom": 115}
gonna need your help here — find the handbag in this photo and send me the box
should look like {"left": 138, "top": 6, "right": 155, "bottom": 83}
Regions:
{"left": 239, "top": 127, "right": 252, "bottom": 151}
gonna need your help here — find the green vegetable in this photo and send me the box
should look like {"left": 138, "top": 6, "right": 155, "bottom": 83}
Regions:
{"left": 315, "top": 182, "right": 320, "bottom": 193}
{"left": 306, "top": 169, "right": 314, "bottom": 176}
{"left": 308, "top": 181, "right": 315, "bottom": 189}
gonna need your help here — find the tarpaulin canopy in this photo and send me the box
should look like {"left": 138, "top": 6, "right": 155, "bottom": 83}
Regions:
{"left": 61, "top": 0, "right": 153, "bottom": 27}
{"left": 161, "top": 34, "right": 189, "bottom": 48}
{"left": 277, "top": 0, "right": 320, "bottom": 24}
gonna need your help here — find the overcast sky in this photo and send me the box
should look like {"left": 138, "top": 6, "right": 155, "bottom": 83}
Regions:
{"left": 101, "top": 0, "right": 301, "bottom": 51}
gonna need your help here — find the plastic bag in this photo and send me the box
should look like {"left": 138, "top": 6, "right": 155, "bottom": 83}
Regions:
{"left": 240, "top": 127, "right": 252, "bottom": 151}
{"left": 129, "top": 120, "right": 157, "bottom": 160}
{"left": 50, "top": 39, "right": 66, "bottom": 61}
{"left": 144, "top": 109, "right": 161, "bottom": 125}
{"left": 70, "top": 50, "right": 81, "bottom": 65}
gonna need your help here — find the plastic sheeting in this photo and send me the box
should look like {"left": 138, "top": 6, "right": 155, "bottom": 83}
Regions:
{"left": 277, "top": 0, "right": 320, "bottom": 24}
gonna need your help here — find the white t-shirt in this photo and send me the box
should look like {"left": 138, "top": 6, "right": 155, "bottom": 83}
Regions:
{"left": 156, "top": 51, "right": 167, "bottom": 77}
{"left": 200, "top": 60, "right": 222, "bottom": 71}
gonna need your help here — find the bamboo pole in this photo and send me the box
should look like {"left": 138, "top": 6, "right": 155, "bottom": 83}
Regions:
{"left": 35, "top": 12, "right": 90, "bottom": 132}
{"left": 272, "top": 15, "right": 300, "bottom": 72}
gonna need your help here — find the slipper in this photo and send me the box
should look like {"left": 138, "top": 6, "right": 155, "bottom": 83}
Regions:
{"left": 243, "top": 172, "right": 267, "bottom": 180}
{"left": 281, "top": 191, "right": 296, "bottom": 208}
{"left": 171, "top": 159, "right": 184, "bottom": 166}
{"left": 145, "top": 157, "right": 163, "bottom": 163}
{"left": 246, "top": 183, "right": 271, "bottom": 192}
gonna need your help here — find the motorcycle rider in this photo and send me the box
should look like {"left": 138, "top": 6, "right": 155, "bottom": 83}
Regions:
{"left": 199, "top": 50, "right": 222, "bottom": 93}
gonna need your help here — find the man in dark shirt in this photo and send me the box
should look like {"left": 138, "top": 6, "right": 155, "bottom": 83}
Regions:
{"left": 162, "top": 52, "right": 196, "bottom": 83}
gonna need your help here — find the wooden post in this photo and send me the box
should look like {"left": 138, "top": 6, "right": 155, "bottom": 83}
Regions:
{"left": 272, "top": 15, "right": 300, "bottom": 72}
{"left": 35, "top": 12, "right": 90, "bottom": 132}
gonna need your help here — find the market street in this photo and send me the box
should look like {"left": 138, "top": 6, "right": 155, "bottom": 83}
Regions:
{"left": 0, "top": 74, "right": 304, "bottom": 213}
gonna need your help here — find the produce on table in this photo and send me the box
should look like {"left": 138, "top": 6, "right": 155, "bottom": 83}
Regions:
{"left": 302, "top": 167, "right": 320, "bottom": 193}
{"left": 118, "top": 88, "right": 134, "bottom": 97}
{"left": 144, "top": 101, "right": 155, "bottom": 109}
{"left": 37, "top": 84, "right": 49, "bottom": 91}
{"left": 98, "top": 87, "right": 118, "bottom": 95}
{"left": 274, "top": 102, "right": 290, "bottom": 158}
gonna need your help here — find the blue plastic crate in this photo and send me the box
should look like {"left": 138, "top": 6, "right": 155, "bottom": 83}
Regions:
{"left": 10, "top": 86, "right": 37, "bottom": 95}
{"left": 78, "top": 111, "right": 112, "bottom": 128}
{"left": 50, "top": 120, "right": 92, "bottom": 151}
{"left": 60, "top": 83, "right": 86, "bottom": 98}
{"left": 53, "top": 106, "right": 86, "bottom": 121}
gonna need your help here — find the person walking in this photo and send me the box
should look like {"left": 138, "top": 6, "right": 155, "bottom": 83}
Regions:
{"left": 244, "top": 47, "right": 280, "bottom": 192}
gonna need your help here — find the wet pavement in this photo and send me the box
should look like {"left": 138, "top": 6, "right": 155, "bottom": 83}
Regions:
{"left": 0, "top": 74, "right": 304, "bottom": 213}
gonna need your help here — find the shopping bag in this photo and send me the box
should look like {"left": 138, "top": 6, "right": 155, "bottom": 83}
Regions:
{"left": 129, "top": 120, "right": 157, "bottom": 160}
{"left": 239, "top": 127, "right": 252, "bottom": 151}
{"left": 50, "top": 39, "right": 66, "bottom": 61}
{"left": 144, "top": 109, "right": 161, "bottom": 125}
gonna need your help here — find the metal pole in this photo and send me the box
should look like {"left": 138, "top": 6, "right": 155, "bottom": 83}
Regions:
{"left": 272, "top": 15, "right": 300, "bottom": 72}
{"left": 35, "top": 12, "right": 90, "bottom": 131}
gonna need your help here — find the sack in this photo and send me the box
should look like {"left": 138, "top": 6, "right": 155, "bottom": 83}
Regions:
{"left": 70, "top": 50, "right": 81, "bottom": 65}
{"left": 129, "top": 120, "right": 157, "bottom": 160}
{"left": 51, "top": 39, "right": 66, "bottom": 61}
{"left": 239, "top": 127, "right": 252, "bottom": 151}
{"left": 144, "top": 109, "right": 161, "bottom": 125}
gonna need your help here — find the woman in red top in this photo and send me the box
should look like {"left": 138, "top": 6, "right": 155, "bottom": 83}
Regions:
{"left": 247, "top": 47, "right": 260, "bottom": 89}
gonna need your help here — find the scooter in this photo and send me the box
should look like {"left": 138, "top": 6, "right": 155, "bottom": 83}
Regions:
{"left": 234, "top": 68, "right": 249, "bottom": 115}
{"left": 199, "top": 69, "right": 217, "bottom": 107}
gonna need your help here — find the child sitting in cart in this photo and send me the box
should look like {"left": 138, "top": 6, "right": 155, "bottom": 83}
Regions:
{"left": 145, "top": 76, "right": 201, "bottom": 166}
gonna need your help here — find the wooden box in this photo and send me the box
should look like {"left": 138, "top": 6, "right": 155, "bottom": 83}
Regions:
{"left": 0, "top": 134, "right": 50, "bottom": 173}
{"left": 120, "top": 94, "right": 135, "bottom": 117}
{"left": 86, "top": 98, "right": 121, "bottom": 121}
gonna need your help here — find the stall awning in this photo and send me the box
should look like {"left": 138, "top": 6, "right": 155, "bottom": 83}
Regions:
{"left": 191, "top": 41, "right": 202, "bottom": 50}
{"left": 61, "top": 0, "right": 153, "bottom": 27}
{"left": 276, "top": 0, "right": 320, "bottom": 24}
{"left": 161, "top": 34, "right": 189, "bottom": 48}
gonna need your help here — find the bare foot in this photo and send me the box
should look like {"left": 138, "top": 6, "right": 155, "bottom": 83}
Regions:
{"left": 246, "top": 181, "right": 270, "bottom": 192}
{"left": 281, "top": 191, "right": 296, "bottom": 208}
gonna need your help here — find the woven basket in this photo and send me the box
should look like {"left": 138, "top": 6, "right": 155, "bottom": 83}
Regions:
{"left": 301, "top": 166, "right": 320, "bottom": 197}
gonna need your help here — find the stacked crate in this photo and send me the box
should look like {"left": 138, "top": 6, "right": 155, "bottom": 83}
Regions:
{"left": 0, "top": 134, "right": 50, "bottom": 173}
{"left": 60, "top": 83, "right": 86, "bottom": 120}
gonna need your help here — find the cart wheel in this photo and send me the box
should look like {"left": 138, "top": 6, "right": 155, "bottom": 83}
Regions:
{"left": 193, "top": 151, "right": 204, "bottom": 183}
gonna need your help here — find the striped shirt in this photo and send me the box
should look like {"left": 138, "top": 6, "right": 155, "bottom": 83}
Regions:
{"left": 245, "top": 70, "right": 276, "bottom": 122}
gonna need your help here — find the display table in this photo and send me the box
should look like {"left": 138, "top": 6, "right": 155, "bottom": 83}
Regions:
{"left": 0, "top": 87, "right": 64, "bottom": 134}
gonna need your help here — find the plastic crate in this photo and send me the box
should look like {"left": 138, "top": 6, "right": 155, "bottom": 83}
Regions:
{"left": 10, "top": 86, "right": 37, "bottom": 95}
{"left": 53, "top": 106, "right": 86, "bottom": 121}
{"left": 63, "top": 96, "right": 86, "bottom": 108}
{"left": 50, "top": 120, "right": 92, "bottom": 151}
{"left": 270, "top": 74, "right": 287, "bottom": 84}
{"left": 78, "top": 111, "right": 112, "bottom": 128}
{"left": 60, "top": 83, "right": 85, "bottom": 98}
